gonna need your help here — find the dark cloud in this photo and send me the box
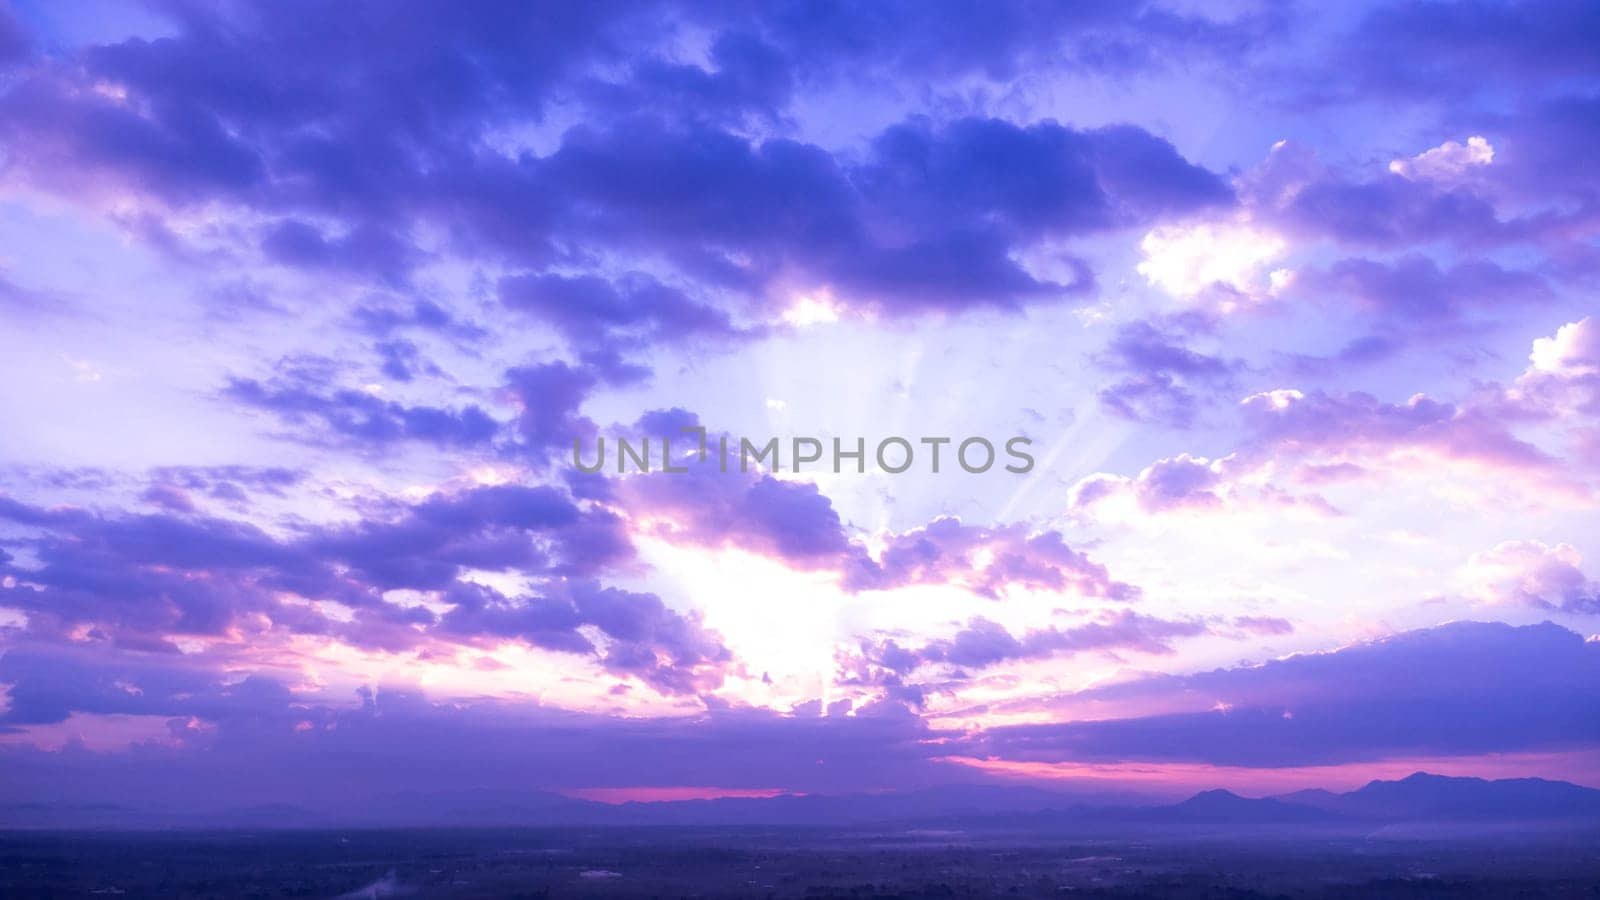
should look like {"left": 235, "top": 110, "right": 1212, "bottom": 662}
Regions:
{"left": 1240, "top": 137, "right": 1600, "bottom": 253}
{"left": 2, "top": 21, "right": 1232, "bottom": 321}
{"left": 856, "top": 610, "right": 1206, "bottom": 679}
{"left": 226, "top": 374, "right": 499, "bottom": 448}
{"left": 1332, "top": 0, "right": 1600, "bottom": 99}
{"left": 372, "top": 338, "right": 438, "bottom": 383}
{"left": 751, "top": 0, "right": 1277, "bottom": 83}
{"left": 432, "top": 580, "right": 731, "bottom": 694}
{"left": 351, "top": 297, "right": 483, "bottom": 341}
{"left": 1282, "top": 333, "right": 1406, "bottom": 374}
{"left": 1, "top": 620, "right": 1593, "bottom": 804}
{"left": 303, "top": 483, "right": 627, "bottom": 590}
{"left": 0, "top": 642, "right": 294, "bottom": 727}
{"left": 855, "top": 118, "right": 1230, "bottom": 245}
{"left": 1494, "top": 93, "right": 1600, "bottom": 201}
{"left": 0, "top": 68, "right": 265, "bottom": 203}
{"left": 1096, "top": 321, "right": 1239, "bottom": 429}
{"left": 578, "top": 31, "right": 795, "bottom": 124}
{"left": 0, "top": 501, "right": 319, "bottom": 643}
{"left": 504, "top": 361, "right": 609, "bottom": 463}
{"left": 972, "top": 621, "right": 1600, "bottom": 767}
{"left": 219, "top": 352, "right": 497, "bottom": 449}
{"left": 139, "top": 482, "right": 196, "bottom": 514}
{"left": 0, "top": 483, "right": 660, "bottom": 677}
{"left": 499, "top": 271, "right": 741, "bottom": 353}
{"left": 259, "top": 219, "right": 415, "bottom": 286}
{"left": 0, "top": 683, "right": 945, "bottom": 809}
{"left": 1270, "top": 251, "right": 1562, "bottom": 377}
{"left": 1297, "top": 255, "right": 1551, "bottom": 325}
{"left": 0, "top": 0, "right": 1244, "bottom": 366}
{"left": 847, "top": 517, "right": 1141, "bottom": 601}
{"left": 1280, "top": 171, "right": 1508, "bottom": 247}
{"left": 0, "top": 3, "right": 29, "bottom": 67}
{"left": 145, "top": 465, "right": 304, "bottom": 506}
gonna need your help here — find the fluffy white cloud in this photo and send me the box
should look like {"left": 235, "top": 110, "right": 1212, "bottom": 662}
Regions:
{"left": 1389, "top": 136, "right": 1494, "bottom": 182}
{"left": 1505, "top": 318, "right": 1600, "bottom": 423}
{"left": 1461, "top": 540, "right": 1598, "bottom": 614}
{"left": 1136, "top": 222, "right": 1289, "bottom": 306}
{"left": 1530, "top": 317, "right": 1600, "bottom": 377}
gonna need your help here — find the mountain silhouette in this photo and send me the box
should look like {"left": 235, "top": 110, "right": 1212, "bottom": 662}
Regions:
{"left": 1157, "top": 788, "right": 1338, "bottom": 824}
{"left": 4, "top": 772, "right": 1597, "bottom": 830}
{"left": 1273, "top": 771, "right": 1600, "bottom": 821}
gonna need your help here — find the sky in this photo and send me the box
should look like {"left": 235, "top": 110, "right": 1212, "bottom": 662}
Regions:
{"left": 0, "top": 0, "right": 1598, "bottom": 813}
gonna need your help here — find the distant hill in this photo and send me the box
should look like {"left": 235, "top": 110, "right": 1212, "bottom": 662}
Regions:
{"left": 0, "top": 783, "right": 1132, "bottom": 830}
{"left": 1154, "top": 789, "right": 1339, "bottom": 824}
{"left": 1271, "top": 772, "right": 1600, "bottom": 821}
{"left": 346, "top": 783, "right": 1138, "bottom": 828}
{"left": 4, "top": 772, "right": 1597, "bottom": 831}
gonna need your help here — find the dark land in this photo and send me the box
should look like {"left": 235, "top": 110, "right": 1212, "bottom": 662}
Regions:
{"left": 3, "top": 773, "right": 1599, "bottom": 898}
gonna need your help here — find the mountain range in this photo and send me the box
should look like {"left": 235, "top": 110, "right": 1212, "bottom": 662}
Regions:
{"left": 4, "top": 772, "right": 1597, "bottom": 831}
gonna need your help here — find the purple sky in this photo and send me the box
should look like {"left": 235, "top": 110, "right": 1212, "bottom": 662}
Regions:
{"left": 1, "top": 0, "right": 1598, "bottom": 811}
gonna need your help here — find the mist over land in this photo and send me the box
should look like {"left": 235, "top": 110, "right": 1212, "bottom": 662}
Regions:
{"left": 5, "top": 773, "right": 1599, "bottom": 897}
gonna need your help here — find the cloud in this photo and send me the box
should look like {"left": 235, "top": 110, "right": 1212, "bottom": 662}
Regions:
{"left": 1496, "top": 318, "right": 1600, "bottom": 427}
{"left": 1136, "top": 221, "right": 1287, "bottom": 305}
{"left": 848, "top": 517, "right": 1141, "bottom": 601}
{"left": 2, "top": 19, "right": 1234, "bottom": 323}
{"left": 1530, "top": 318, "right": 1600, "bottom": 378}
{"left": 1095, "top": 320, "right": 1240, "bottom": 428}
{"left": 259, "top": 219, "right": 416, "bottom": 286}
{"left": 1461, "top": 541, "right": 1600, "bottom": 615}
{"left": 533, "top": 114, "right": 1221, "bottom": 316}
{"left": 1294, "top": 254, "right": 1549, "bottom": 325}
{"left": 751, "top": 0, "right": 1277, "bottom": 83}
{"left": 372, "top": 338, "right": 438, "bottom": 383}
{"left": 351, "top": 298, "right": 483, "bottom": 341}
{"left": 1389, "top": 136, "right": 1495, "bottom": 183}
{"left": 1232, "top": 615, "right": 1294, "bottom": 636}
{"left": 1072, "top": 453, "right": 1225, "bottom": 513}
{"left": 1240, "top": 388, "right": 1555, "bottom": 472}
{"left": 0, "top": 482, "right": 719, "bottom": 692}
{"left": 144, "top": 465, "right": 304, "bottom": 506}
{"left": 855, "top": 610, "right": 1207, "bottom": 679}
{"left": 1234, "top": 138, "right": 1593, "bottom": 251}
{"left": 1070, "top": 452, "right": 1337, "bottom": 521}
{"left": 612, "top": 431, "right": 1136, "bottom": 602}
{"left": 2, "top": 0, "right": 1598, "bottom": 821}
{"left": 0, "top": 4, "right": 29, "bottom": 66}
{"left": 1494, "top": 93, "right": 1600, "bottom": 203}
{"left": 435, "top": 580, "right": 732, "bottom": 695}
{"left": 225, "top": 373, "right": 498, "bottom": 449}
{"left": 0, "top": 669, "right": 948, "bottom": 806}
{"left": 577, "top": 31, "right": 794, "bottom": 125}
{"left": 1275, "top": 164, "right": 1507, "bottom": 247}
{"left": 0, "top": 642, "right": 296, "bottom": 728}
{"left": 503, "top": 361, "right": 609, "bottom": 463}
{"left": 968, "top": 621, "right": 1600, "bottom": 767}
{"left": 1080, "top": 316, "right": 1599, "bottom": 532}
{"left": 1331, "top": 0, "right": 1600, "bottom": 98}
{"left": 614, "top": 428, "right": 860, "bottom": 569}
{"left": 3, "top": 621, "right": 1593, "bottom": 806}
{"left": 498, "top": 271, "right": 741, "bottom": 354}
